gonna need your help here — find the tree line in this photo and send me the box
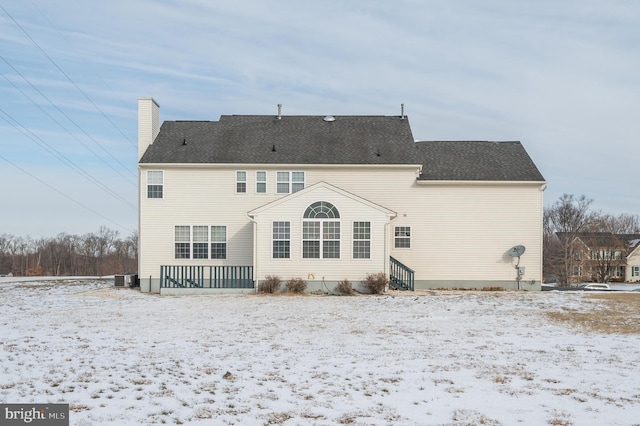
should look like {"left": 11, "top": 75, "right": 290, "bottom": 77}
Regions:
{"left": 544, "top": 194, "right": 640, "bottom": 285}
{"left": 0, "top": 226, "right": 137, "bottom": 277}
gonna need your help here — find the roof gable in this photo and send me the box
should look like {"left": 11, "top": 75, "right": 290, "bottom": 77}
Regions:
{"left": 247, "top": 181, "right": 396, "bottom": 218}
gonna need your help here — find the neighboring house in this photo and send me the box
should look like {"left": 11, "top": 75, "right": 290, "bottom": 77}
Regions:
{"left": 558, "top": 232, "right": 640, "bottom": 283}
{"left": 0, "top": 270, "right": 13, "bottom": 277}
{"left": 137, "top": 98, "right": 546, "bottom": 294}
{"left": 626, "top": 239, "right": 640, "bottom": 283}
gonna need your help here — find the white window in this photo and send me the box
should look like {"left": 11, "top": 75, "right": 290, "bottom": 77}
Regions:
{"left": 174, "top": 226, "right": 190, "bottom": 259}
{"left": 302, "top": 201, "right": 340, "bottom": 259}
{"left": 211, "top": 226, "right": 227, "bottom": 259}
{"left": 193, "top": 226, "right": 209, "bottom": 259}
{"left": 236, "top": 171, "right": 247, "bottom": 193}
{"left": 256, "top": 171, "right": 267, "bottom": 194}
{"left": 353, "top": 222, "right": 371, "bottom": 259}
{"left": 394, "top": 226, "right": 411, "bottom": 249}
{"left": 633, "top": 266, "right": 640, "bottom": 277}
{"left": 147, "top": 170, "right": 163, "bottom": 198}
{"left": 272, "top": 221, "right": 290, "bottom": 259}
{"left": 174, "top": 225, "right": 227, "bottom": 259}
{"left": 276, "top": 171, "right": 305, "bottom": 194}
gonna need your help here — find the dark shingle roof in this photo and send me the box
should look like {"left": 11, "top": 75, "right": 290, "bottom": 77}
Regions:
{"left": 140, "top": 115, "right": 418, "bottom": 165}
{"left": 140, "top": 115, "right": 545, "bottom": 182}
{"left": 415, "top": 141, "right": 545, "bottom": 181}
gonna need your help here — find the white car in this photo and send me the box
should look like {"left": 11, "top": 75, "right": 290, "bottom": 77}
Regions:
{"left": 579, "top": 283, "right": 611, "bottom": 291}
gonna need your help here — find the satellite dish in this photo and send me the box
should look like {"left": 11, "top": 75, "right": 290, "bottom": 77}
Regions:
{"left": 508, "top": 245, "right": 526, "bottom": 257}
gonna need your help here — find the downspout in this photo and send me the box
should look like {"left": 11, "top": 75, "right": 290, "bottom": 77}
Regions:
{"left": 386, "top": 213, "right": 399, "bottom": 278}
{"left": 248, "top": 214, "right": 258, "bottom": 292}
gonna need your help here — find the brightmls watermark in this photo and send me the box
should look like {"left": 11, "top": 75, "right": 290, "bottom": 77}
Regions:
{"left": 1, "top": 404, "right": 68, "bottom": 425}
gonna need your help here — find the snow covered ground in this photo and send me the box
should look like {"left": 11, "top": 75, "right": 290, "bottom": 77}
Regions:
{"left": 1, "top": 278, "right": 639, "bottom": 426}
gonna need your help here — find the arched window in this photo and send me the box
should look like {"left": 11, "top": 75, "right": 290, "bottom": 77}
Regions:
{"left": 303, "top": 201, "right": 340, "bottom": 219}
{"left": 303, "top": 202, "right": 340, "bottom": 259}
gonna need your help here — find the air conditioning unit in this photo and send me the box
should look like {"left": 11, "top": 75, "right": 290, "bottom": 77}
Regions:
{"left": 115, "top": 274, "right": 137, "bottom": 288}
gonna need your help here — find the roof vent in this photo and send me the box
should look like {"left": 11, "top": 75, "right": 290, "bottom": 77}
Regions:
{"left": 400, "top": 103, "right": 405, "bottom": 119}
{"left": 323, "top": 115, "right": 336, "bottom": 122}
{"left": 277, "top": 104, "right": 282, "bottom": 120}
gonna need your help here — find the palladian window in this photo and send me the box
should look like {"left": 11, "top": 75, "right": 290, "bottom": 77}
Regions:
{"left": 302, "top": 201, "right": 340, "bottom": 259}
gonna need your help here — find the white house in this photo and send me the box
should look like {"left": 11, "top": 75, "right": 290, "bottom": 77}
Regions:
{"left": 626, "top": 239, "right": 640, "bottom": 282}
{"left": 138, "top": 98, "right": 546, "bottom": 294}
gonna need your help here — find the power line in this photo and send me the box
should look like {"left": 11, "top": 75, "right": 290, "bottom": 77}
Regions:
{"left": 0, "top": 153, "right": 134, "bottom": 234}
{"left": 28, "top": 0, "right": 125, "bottom": 113}
{"left": 0, "top": 65, "right": 136, "bottom": 184}
{"left": 0, "top": 3, "right": 136, "bottom": 148}
{"left": 0, "top": 108, "right": 136, "bottom": 210}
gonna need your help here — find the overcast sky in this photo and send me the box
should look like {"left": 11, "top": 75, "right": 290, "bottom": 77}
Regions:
{"left": 1, "top": 0, "right": 638, "bottom": 238}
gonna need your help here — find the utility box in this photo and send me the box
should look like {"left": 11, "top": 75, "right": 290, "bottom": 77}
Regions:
{"left": 115, "top": 274, "right": 138, "bottom": 288}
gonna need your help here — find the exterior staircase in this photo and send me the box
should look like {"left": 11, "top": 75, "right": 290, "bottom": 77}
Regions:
{"left": 389, "top": 256, "right": 414, "bottom": 291}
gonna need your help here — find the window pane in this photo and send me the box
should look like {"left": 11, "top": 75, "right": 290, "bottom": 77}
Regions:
{"left": 273, "top": 241, "right": 290, "bottom": 259}
{"left": 236, "top": 171, "right": 246, "bottom": 181}
{"left": 175, "top": 242, "right": 190, "bottom": 259}
{"left": 211, "top": 226, "right": 226, "bottom": 242}
{"left": 292, "top": 183, "right": 304, "bottom": 193}
{"left": 193, "top": 226, "right": 208, "bottom": 242}
{"left": 323, "top": 221, "right": 340, "bottom": 239}
{"left": 303, "top": 241, "right": 320, "bottom": 258}
{"left": 277, "top": 182, "right": 289, "bottom": 194}
{"left": 323, "top": 241, "right": 340, "bottom": 259}
{"left": 193, "top": 243, "right": 208, "bottom": 259}
{"left": 273, "top": 222, "right": 290, "bottom": 239}
{"left": 292, "top": 172, "right": 304, "bottom": 182}
{"left": 256, "top": 171, "right": 266, "bottom": 181}
{"left": 257, "top": 182, "right": 266, "bottom": 193}
{"left": 395, "top": 237, "right": 410, "bottom": 248}
{"left": 237, "top": 182, "right": 247, "bottom": 193}
{"left": 353, "top": 222, "right": 370, "bottom": 239}
{"left": 353, "top": 241, "right": 370, "bottom": 259}
{"left": 277, "top": 172, "right": 289, "bottom": 182}
{"left": 175, "top": 226, "right": 190, "bottom": 242}
{"left": 303, "top": 222, "right": 320, "bottom": 239}
{"left": 211, "top": 243, "right": 226, "bottom": 259}
{"left": 148, "top": 171, "right": 163, "bottom": 184}
{"left": 147, "top": 185, "right": 163, "bottom": 199}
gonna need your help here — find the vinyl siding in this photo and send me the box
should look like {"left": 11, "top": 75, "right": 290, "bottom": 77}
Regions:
{"left": 249, "top": 183, "right": 392, "bottom": 283}
{"left": 139, "top": 164, "right": 544, "bottom": 291}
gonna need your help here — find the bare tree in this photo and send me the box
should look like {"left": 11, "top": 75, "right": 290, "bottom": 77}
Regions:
{"left": 584, "top": 213, "right": 640, "bottom": 282}
{"left": 545, "top": 194, "right": 600, "bottom": 285}
{"left": 0, "top": 227, "right": 138, "bottom": 277}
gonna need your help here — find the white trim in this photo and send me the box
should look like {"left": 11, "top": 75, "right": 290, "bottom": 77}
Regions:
{"left": 235, "top": 170, "right": 247, "bottom": 194}
{"left": 249, "top": 181, "right": 396, "bottom": 218}
{"left": 352, "top": 220, "right": 371, "bottom": 260}
{"left": 256, "top": 170, "right": 267, "bottom": 194}
{"left": 416, "top": 180, "right": 546, "bottom": 187}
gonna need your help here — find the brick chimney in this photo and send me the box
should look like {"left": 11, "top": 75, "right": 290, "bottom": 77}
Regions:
{"left": 138, "top": 97, "right": 160, "bottom": 161}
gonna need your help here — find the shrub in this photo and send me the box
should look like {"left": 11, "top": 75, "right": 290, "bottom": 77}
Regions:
{"left": 335, "top": 279, "right": 353, "bottom": 295}
{"left": 361, "top": 272, "right": 389, "bottom": 294}
{"left": 259, "top": 275, "right": 282, "bottom": 293}
{"left": 286, "top": 277, "right": 307, "bottom": 294}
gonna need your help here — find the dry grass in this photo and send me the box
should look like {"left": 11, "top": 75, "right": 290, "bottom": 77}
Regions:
{"left": 547, "top": 293, "right": 640, "bottom": 335}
